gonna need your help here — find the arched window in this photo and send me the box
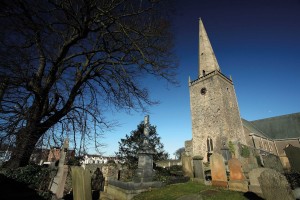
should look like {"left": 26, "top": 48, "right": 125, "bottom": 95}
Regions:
{"left": 203, "top": 70, "right": 206, "bottom": 76}
{"left": 207, "top": 137, "right": 213, "bottom": 152}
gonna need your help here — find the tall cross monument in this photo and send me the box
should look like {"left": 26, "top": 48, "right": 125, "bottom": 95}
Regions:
{"left": 133, "top": 115, "right": 155, "bottom": 182}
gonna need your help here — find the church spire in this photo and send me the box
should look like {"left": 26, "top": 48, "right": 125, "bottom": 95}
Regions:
{"left": 199, "top": 18, "right": 220, "bottom": 77}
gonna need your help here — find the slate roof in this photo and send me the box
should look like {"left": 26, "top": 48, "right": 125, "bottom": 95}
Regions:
{"left": 250, "top": 112, "right": 300, "bottom": 139}
{"left": 242, "top": 118, "right": 269, "bottom": 138}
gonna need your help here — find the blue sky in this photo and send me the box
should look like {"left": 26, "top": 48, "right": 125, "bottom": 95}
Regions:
{"left": 99, "top": 0, "right": 300, "bottom": 157}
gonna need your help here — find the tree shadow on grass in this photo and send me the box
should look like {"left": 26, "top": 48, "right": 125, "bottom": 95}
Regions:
{"left": 0, "top": 173, "right": 45, "bottom": 200}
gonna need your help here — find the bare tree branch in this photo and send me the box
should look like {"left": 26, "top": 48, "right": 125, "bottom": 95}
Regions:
{"left": 0, "top": 0, "right": 177, "bottom": 168}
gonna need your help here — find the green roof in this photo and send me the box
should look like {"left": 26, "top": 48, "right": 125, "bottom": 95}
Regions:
{"left": 250, "top": 113, "right": 300, "bottom": 139}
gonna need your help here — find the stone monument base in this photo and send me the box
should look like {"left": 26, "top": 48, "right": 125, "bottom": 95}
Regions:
{"left": 228, "top": 180, "right": 248, "bottom": 192}
{"left": 212, "top": 180, "right": 228, "bottom": 188}
{"left": 102, "top": 179, "right": 163, "bottom": 200}
{"left": 133, "top": 168, "right": 154, "bottom": 182}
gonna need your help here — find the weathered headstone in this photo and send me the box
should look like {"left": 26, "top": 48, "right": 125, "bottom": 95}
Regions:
{"left": 248, "top": 168, "right": 268, "bottom": 197}
{"left": 91, "top": 167, "right": 104, "bottom": 191}
{"left": 221, "top": 146, "right": 231, "bottom": 163}
{"left": 239, "top": 147, "right": 258, "bottom": 177}
{"left": 228, "top": 158, "right": 248, "bottom": 192}
{"left": 71, "top": 166, "right": 92, "bottom": 200}
{"left": 49, "top": 139, "right": 69, "bottom": 199}
{"left": 258, "top": 168, "right": 294, "bottom": 200}
{"left": 182, "top": 153, "right": 193, "bottom": 177}
{"left": 262, "top": 154, "right": 284, "bottom": 173}
{"left": 210, "top": 153, "right": 227, "bottom": 188}
{"left": 284, "top": 145, "right": 300, "bottom": 173}
{"left": 193, "top": 156, "right": 205, "bottom": 182}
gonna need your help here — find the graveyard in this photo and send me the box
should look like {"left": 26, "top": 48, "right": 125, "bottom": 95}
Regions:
{"left": 1, "top": 1, "right": 300, "bottom": 200}
{"left": 1, "top": 146, "right": 300, "bottom": 200}
{"left": 0, "top": 115, "right": 300, "bottom": 200}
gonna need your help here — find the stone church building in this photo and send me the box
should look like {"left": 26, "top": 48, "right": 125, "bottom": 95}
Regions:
{"left": 186, "top": 19, "right": 300, "bottom": 169}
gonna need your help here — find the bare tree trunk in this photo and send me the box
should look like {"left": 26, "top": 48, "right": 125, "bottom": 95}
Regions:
{"left": 3, "top": 128, "right": 42, "bottom": 168}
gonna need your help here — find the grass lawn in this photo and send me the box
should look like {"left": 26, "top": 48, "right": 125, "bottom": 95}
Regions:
{"left": 133, "top": 181, "right": 247, "bottom": 200}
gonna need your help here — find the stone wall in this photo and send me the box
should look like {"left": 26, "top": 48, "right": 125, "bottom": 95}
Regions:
{"left": 155, "top": 160, "right": 181, "bottom": 168}
{"left": 84, "top": 164, "right": 103, "bottom": 174}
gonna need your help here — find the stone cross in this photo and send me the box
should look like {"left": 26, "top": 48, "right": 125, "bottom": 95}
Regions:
{"left": 143, "top": 115, "right": 150, "bottom": 146}
{"left": 50, "top": 138, "right": 70, "bottom": 199}
{"left": 144, "top": 115, "right": 149, "bottom": 137}
{"left": 133, "top": 115, "right": 154, "bottom": 182}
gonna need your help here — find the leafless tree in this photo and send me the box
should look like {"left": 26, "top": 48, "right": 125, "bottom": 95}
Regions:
{"left": 0, "top": 0, "right": 177, "bottom": 168}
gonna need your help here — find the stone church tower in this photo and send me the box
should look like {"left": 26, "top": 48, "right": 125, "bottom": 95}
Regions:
{"left": 189, "top": 19, "right": 246, "bottom": 162}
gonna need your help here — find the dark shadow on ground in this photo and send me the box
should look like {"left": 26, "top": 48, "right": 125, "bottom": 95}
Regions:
{"left": 63, "top": 192, "right": 73, "bottom": 200}
{"left": 92, "top": 190, "right": 100, "bottom": 200}
{"left": 0, "top": 173, "right": 45, "bottom": 200}
{"left": 243, "top": 192, "right": 264, "bottom": 200}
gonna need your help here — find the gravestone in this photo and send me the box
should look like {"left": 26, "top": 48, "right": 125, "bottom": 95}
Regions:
{"left": 284, "top": 145, "right": 300, "bottom": 173}
{"left": 248, "top": 168, "right": 268, "bottom": 197}
{"left": 71, "top": 166, "right": 92, "bottom": 200}
{"left": 91, "top": 168, "right": 103, "bottom": 200}
{"left": 91, "top": 167, "right": 104, "bottom": 191}
{"left": 258, "top": 168, "right": 294, "bottom": 200}
{"left": 262, "top": 154, "right": 284, "bottom": 173}
{"left": 228, "top": 158, "right": 248, "bottom": 192}
{"left": 221, "top": 146, "right": 231, "bottom": 163}
{"left": 210, "top": 153, "right": 227, "bottom": 188}
{"left": 182, "top": 153, "right": 193, "bottom": 178}
{"left": 239, "top": 149, "right": 258, "bottom": 177}
{"left": 49, "top": 139, "right": 70, "bottom": 199}
{"left": 193, "top": 156, "right": 205, "bottom": 182}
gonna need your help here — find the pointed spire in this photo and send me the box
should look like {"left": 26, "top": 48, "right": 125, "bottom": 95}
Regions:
{"left": 199, "top": 18, "right": 220, "bottom": 77}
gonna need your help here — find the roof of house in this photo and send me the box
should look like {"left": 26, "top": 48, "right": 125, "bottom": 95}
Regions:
{"left": 249, "top": 112, "right": 300, "bottom": 139}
